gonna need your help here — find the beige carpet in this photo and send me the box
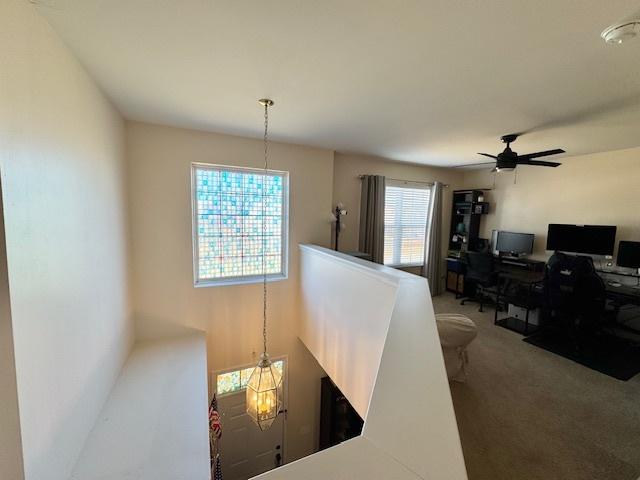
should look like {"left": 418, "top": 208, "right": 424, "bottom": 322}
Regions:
{"left": 433, "top": 293, "right": 640, "bottom": 480}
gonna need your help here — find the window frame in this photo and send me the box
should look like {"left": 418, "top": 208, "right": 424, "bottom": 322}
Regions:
{"left": 191, "top": 162, "right": 289, "bottom": 287}
{"left": 212, "top": 356, "right": 287, "bottom": 398}
{"left": 383, "top": 180, "right": 432, "bottom": 268}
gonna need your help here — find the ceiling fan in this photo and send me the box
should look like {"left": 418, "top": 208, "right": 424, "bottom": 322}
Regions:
{"left": 466, "top": 134, "right": 565, "bottom": 172}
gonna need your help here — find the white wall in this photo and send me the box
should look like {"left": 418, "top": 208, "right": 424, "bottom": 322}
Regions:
{"left": 0, "top": 178, "right": 24, "bottom": 479}
{"left": 462, "top": 147, "right": 640, "bottom": 260}
{"left": 0, "top": 1, "right": 132, "bottom": 479}
{"left": 125, "top": 121, "right": 333, "bottom": 462}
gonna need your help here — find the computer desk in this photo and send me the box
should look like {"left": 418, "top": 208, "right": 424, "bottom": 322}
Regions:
{"left": 597, "top": 267, "right": 640, "bottom": 306}
{"left": 601, "top": 282, "right": 640, "bottom": 336}
{"left": 605, "top": 282, "right": 640, "bottom": 306}
{"left": 451, "top": 255, "right": 640, "bottom": 324}
{"left": 493, "top": 264, "right": 640, "bottom": 334}
{"left": 446, "top": 254, "right": 544, "bottom": 300}
{"left": 493, "top": 267, "right": 545, "bottom": 335}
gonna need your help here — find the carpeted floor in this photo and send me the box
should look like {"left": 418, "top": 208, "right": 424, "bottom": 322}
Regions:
{"left": 433, "top": 293, "right": 640, "bottom": 480}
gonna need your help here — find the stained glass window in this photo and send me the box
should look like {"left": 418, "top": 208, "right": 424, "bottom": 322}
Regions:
{"left": 192, "top": 164, "right": 288, "bottom": 285}
{"left": 216, "top": 360, "right": 285, "bottom": 396}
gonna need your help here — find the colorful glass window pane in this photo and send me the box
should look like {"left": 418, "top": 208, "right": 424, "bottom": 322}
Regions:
{"left": 217, "top": 360, "right": 285, "bottom": 395}
{"left": 216, "top": 369, "right": 241, "bottom": 395}
{"left": 194, "top": 165, "right": 287, "bottom": 283}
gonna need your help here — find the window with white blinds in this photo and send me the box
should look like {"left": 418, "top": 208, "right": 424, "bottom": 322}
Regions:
{"left": 384, "top": 182, "right": 431, "bottom": 267}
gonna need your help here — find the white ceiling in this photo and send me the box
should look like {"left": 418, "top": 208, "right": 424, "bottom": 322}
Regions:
{"left": 36, "top": 0, "right": 640, "bottom": 166}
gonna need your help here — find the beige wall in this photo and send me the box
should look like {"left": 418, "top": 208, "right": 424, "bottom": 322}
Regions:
{"left": 462, "top": 146, "right": 640, "bottom": 261}
{"left": 0, "top": 1, "right": 132, "bottom": 479}
{"left": 332, "top": 153, "right": 464, "bottom": 278}
{"left": 126, "top": 121, "right": 333, "bottom": 462}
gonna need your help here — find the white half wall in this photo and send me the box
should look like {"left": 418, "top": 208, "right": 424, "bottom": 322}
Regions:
{"left": 267, "top": 244, "right": 467, "bottom": 480}
{"left": 70, "top": 333, "right": 210, "bottom": 480}
{"left": 299, "top": 246, "right": 398, "bottom": 418}
{"left": 0, "top": 1, "right": 132, "bottom": 478}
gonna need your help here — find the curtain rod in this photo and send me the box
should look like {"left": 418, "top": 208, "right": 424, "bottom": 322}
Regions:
{"left": 357, "top": 175, "right": 449, "bottom": 188}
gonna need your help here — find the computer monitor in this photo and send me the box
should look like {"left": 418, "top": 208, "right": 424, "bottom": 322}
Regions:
{"left": 495, "top": 231, "right": 534, "bottom": 256}
{"left": 546, "top": 224, "right": 617, "bottom": 255}
{"left": 617, "top": 241, "right": 640, "bottom": 269}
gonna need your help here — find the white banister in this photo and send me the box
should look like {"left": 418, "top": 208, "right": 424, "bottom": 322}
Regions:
{"left": 253, "top": 244, "right": 467, "bottom": 479}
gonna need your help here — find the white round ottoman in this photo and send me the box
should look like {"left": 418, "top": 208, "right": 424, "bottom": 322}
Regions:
{"left": 435, "top": 313, "right": 478, "bottom": 382}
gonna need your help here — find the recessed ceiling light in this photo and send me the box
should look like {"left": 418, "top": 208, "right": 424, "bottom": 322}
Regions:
{"left": 601, "top": 21, "right": 640, "bottom": 44}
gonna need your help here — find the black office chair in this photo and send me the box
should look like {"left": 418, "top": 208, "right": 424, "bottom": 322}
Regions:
{"left": 544, "top": 252, "right": 608, "bottom": 349}
{"left": 461, "top": 251, "right": 498, "bottom": 312}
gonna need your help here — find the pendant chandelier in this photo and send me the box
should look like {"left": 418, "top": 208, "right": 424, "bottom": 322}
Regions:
{"left": 246, "top": 98, "right": 284, "bottom": 431}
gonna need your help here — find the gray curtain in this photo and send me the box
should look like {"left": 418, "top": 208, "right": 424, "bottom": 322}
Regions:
{"left": 423, "top": 181, "right": 443, "bottom": 295}
{"left": 359, "top": 175, "right": 386, "bottom": 263}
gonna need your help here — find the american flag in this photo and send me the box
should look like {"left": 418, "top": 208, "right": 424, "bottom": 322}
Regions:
{"left": 209, "top": 394, "right": 222, "bottom": 440}
{"left": 213, "top": 454, "right": 223, "bottom": 480}
{"left": 209, "top": 393, "right": 223, "bottom": 473}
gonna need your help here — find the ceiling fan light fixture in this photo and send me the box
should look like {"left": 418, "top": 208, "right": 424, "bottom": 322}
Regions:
{"left": 601, "top": 21, "right": 640, "bottom": 44}
{"left": 478, "top": 134, "right": 564, "bottom": 172}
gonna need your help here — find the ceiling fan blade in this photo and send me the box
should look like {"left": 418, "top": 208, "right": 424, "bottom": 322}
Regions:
{"left": 453, "top": 161, "right": 496, "bottom": 169}
{"left": 517, "top": 159, "right": 561, "bottom": 167}
{"left": 518, "top": 149, "right": 565, "bottom": 161}
{"left": 478, "top": 153, "right": 498, "bottom": 159}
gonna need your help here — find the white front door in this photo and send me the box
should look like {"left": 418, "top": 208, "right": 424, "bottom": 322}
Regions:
{"left": 218, "top": 391, "right": 285, "bottom": 480}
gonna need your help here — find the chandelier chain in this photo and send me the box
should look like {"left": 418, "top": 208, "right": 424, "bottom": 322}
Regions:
{"left": 262, "top": 102, "right": 269, "bottom": 356}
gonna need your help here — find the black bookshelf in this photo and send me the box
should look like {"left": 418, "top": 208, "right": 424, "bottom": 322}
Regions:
{"left": 448, "top": 189, "right": 489, "bottom": 255}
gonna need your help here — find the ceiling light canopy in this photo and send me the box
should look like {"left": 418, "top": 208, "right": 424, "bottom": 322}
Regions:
{"left": 601, "top": 20, "right": 640, "bottom": 44}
